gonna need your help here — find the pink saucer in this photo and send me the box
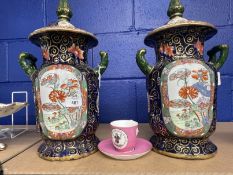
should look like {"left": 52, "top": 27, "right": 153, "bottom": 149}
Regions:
{"left": 98, "top": 138, "right": 152, "bottom": 160}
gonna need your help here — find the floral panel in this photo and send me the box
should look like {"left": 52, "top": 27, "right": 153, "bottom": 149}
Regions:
{"left": 160, "top": 59, "right": 215, "bottom": 138}
{"left": 35, "top": 64, "right": 88, "bottom": 140}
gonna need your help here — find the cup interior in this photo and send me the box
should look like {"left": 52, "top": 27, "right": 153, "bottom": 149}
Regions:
{"left": 110, "top": 120, "right": 138, "bottom": 128}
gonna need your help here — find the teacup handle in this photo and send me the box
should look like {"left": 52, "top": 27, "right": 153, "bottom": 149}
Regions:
{"left": 136, "top": 128, "right": 139, "bottom": 136}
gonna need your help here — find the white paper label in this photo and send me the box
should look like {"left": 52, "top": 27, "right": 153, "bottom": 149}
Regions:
{"left": 218, "top": 72, "right": 221, "bottom": 86}
{"left": 65, "top": 96, "right": 82, "bottom": 107}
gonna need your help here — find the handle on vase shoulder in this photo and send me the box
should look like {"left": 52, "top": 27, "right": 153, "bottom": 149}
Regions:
{"left": 207, "top": 44, "right": 229, "bottom": 71}
{"left": 136, "top": 49, "right": 153, "bottom": 76}
{"left": 19, "top": 52, "right": 38, "bottom": 79}
{"left": 94, "top": 51, "right": 109, "bottom": 76}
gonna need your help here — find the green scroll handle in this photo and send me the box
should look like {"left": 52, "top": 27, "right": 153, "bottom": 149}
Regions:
{"left": 136, "top": 49, "right": 153, "bottom": 76}
{"left": 94, "top": 51, "right": 109, "bottom": 76}
{"left": 19, "top": 52, "right": 38, "bottom": 79}
{"left": 207, "top": 44, "right": 229, "bottom": 71}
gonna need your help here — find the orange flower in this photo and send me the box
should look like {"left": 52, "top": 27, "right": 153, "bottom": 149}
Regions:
{"left": 67, "top": 107, "right": 76, "bottom": 113}
{"left": 47, "top": 75, "right": 53, "bottom": 81}
{"left": 49, "top": 90, "right": 67, "bottom": 102}
{"left": 195, "top": 40, "right": 204, "bottom": 55}
{"left": 68, "top": 44, "right": 84, "bottom": 60}
{"left": 201, "top": 70, "right": 208, "bottom": 81}
{"left": 191, "top": 74, "right": 199, "bottom": 80}
{"left": 68, "top": 79, "right": 78, "bottom": 84}
{"left": 60, "top": 84, "right": 68, "bottom": 89}
{"left": 179, "top": 86, "right": 199, "bottom": 99}
{"left": 68, "top": 79, "right": 78, "bottom": 90}
{"left": 192, "top": 69, "right": 209, "bottom": 81}
{"left": 42, "top": 49, "right": 50, "bottom": 60}
{"left": 164, "top": 44, "right": 174, "bottom": 57}
{"left": 198, "top": 102, "right": 209, "bottom": 110}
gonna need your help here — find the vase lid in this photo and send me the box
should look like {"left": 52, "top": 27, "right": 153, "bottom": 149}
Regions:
{"left": 144, "top": 0, "right": 217, "bottom": 47}
{"left": 29, "top": 0, "right": 98, "bottom": 49}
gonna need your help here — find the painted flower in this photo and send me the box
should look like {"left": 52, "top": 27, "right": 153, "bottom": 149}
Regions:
{"left": 60, "top": 84, "right": 68, "bottom": 89}
{"left": 60, "top": 79, "right": 79, "bottom": 91}
{"left": 49, "top": 90, "right": 67, "bottom": 102}
{"left": 197, "top": 97, "right": 209, "bottom": 110}
{"left": 201, "top": 70, "right": 208, "bottom": 81}
{"left": 41, "top": 78, "right": 47, "bottom": 86}
{"left": 192, "top": 69, "right": 208, "bottom": 81}
{"left": 195, "top": 40, "right": 204, "bottom": 55}
{"left": 42, "top": 49, "right": 50, "bottom": 60}
{"left": 67, "top": 107, "right": 76, "bottom": 113}
{"left": 67, "top": 79, "right": 78, "bottom": 90}
{"left": 164, "top": 44, "right": 174, "bottom": 57}
{"left": 191, "top": 72, "right": 199, "bottom": 80}
{"left": 68, "top": 43, "right": 84, "bottom": 60}
{"left": 198, "top": 102, "right": 209, "bottom": 110}
{"left": 179, "top": 86, "right": 199, "bottom": 99}
{"left": 159, "top": 44, "right": 174, "bottom": 57}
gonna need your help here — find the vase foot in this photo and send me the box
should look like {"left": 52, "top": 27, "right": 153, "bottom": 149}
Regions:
{"left": 150, "top": 135, "right": 217, "bottom": 160}
{"left": 38, "top": 134, "right": 99, "bottom": 161}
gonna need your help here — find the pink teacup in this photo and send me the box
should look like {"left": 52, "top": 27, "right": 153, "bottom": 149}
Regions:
{"left": 110, "top": 120, "right": 139, "bottom": 152}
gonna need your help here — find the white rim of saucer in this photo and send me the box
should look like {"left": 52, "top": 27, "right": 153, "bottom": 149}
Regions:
{"left": 101, "top": 149, "right": 151, "bottom": 158}
{"left": 110, "top": 120, "right": 138, "bottom": 128}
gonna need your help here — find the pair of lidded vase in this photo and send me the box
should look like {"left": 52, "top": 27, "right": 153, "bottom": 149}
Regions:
{"left": 19, "top": 0, "right": 229, "bottom": 160}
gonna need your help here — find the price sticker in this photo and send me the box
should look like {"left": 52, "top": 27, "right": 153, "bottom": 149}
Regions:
{"left": 66, "top": 97, "right": 82, "bottom": 107}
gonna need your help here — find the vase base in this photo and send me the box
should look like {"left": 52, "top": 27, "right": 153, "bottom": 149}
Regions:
{"left": 38, "top": 134, "right": 99, "bottom": 161}
{"left": 150, "top": 135, "right": 217, "bottom": 160}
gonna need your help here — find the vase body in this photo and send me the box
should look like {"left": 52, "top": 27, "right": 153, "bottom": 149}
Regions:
{"left": 147, "top": 27, "right": 217, "bottom": 159}
{"left": 136, "top": 0, "right": 229, "bottom": 159}
{"left": 34, "top": 33, "right": 99, "bottom": 160}
{"left": 19, "top": 0, "right": 108, "bottom": 161}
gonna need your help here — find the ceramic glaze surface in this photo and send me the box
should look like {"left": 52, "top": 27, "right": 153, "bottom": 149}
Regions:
{"left": 161, "top": 59, "right": 215, "bottom": 138}
{"left": 19, "top": 0, "right": 108, "bottom": 161}
{"left": 98, "top": 138, "right": 152, "bottom": 160}
{"left": 39, "top": 33, "right": 88, "bottom": 65}
{"left": 136, "top": 0, "right": 229, "bottom": 159}
{"left": 36, "top": 64, "right": 87, "bottom": 140}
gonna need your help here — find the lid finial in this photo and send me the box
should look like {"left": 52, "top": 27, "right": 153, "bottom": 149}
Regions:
{"left": 167, "top": 0, "right": 184, "bottom": 19}
{"left": 57, "top": 0, "right": 73, "bottom": 21}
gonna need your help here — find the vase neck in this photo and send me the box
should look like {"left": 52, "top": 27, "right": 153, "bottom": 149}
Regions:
{"left": 155, "top": 27, "right": 205, "bottom": 62}
{"left": 39, "top": 33, "right": 88, "bottom": 66}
